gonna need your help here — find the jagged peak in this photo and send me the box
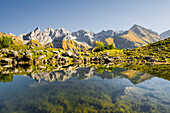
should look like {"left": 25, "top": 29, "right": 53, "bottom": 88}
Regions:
{"left": 34, "top": 26, "right": 41, "bottom": 32}
{"left": 46, "top": 27, "right": 54, "bottom": 30}
{"left": 76, "top": 29, "right": 94, "bottom": 34}
{"left": 44, "top": 27, "right": 55, "bottom": 32}
{"left": 130, "top": 24, "right": 143, "bottom": 30}
{"left": 97, "top": 29, "right": 124, "bottom": 34}
{"left": 56, "top": 28, "right": 70, "bottom": 34}
{"left": 96, "top": 29, "right": 124, "bottom": 36}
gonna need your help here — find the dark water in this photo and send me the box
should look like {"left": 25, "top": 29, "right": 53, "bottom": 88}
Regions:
{"left": 0, "top": 67, "right": 170, "bottom": 113}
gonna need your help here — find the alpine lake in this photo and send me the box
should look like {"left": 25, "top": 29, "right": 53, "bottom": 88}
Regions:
{"left": 0, "top": 63, "right": 170, "bottom": 113}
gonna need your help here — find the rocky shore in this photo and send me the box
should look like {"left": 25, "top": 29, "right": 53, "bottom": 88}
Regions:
{"left": 0, "top": 48, "right": 169, "bottom": 66}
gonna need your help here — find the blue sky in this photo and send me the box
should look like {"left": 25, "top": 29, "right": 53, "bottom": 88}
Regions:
{"left": 0, "top": 0, "right": 170, "bottom": 35}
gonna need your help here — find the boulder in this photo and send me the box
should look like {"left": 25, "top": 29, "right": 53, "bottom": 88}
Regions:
{"left": 65, "top": 51, "right": 73, "bottom": 57}
{"left": 105, "top": 52, "right": 109, "bottom": 56}
{"left": 1, "top": 58, "right": 12, "bottom": 64}
{"left": 17, "top": 55, "right": 32, "bottom": 62}
{"left": 32, "top": 50, "right": 39, "bottom": 53}
{"left": 84, "top": 52, "right": 90, "bottom": 56}
{"left": 78, "top": 57, "right": 84, "bottom": 60}
{"left": 55, "top": 54, "right": 62, "bottom": 59}
{"left": 127, "top": 57, "right": 133, "bottom": 60}
{"left": 39, "top": 50, "right": 43, "bottom": 53}
{"left": 76, "top": 60, "right": 82, "bottom": 63}
{"left": 76, "top": 53, "right": 80, "bottom": 56}
{"left": 38, "top": 55, "right": 46, "bottom": 60}
{"left": 12, "top": 51, "right": 18, "bottom": 57}
{"left": 1, "top": 49, "right": 9, "bottom": 54}
{"left": 44, "top": 59, "right": 48, "bottom": 64}
{"left": 143, "top": 56, "right": 153, "bottom": 62}
{"left": 104, "top": 57, "right": 114, "bottom": 62}
{"left": 90, "top": 56, "right": 99, "bottom": 62}
{"left": 59, "top": 50, "right": 63, "bottom": 52}
{"left": 7, "top": 51, "right": 18, "bottom": 58}
{"left": 52, "top": 50, "right": 59, "bottom": 54}
{"left": 25, "top": 50, "right": 31, "bottom": 54}
{"left": 84, "top": 57, "right": 90, "bottom": 62}
{"left": 63, "top": 51, "right": 77, "bottom": 58}
{"left": 29, "top": 47, "right": 34, "bottom": 49}
{"left": 134, "top": 56, "right": 139, "bottom": 59}
{"left": 72, "top": 54, "right": 77, "bottom": 58}
{"left": 62, "top": 57, "right": 69, "bottom": 62}
{"left": 20, "top": 53, "right": 25, "bottom": 55}
{"left": 115, "top": 56, "right": 121, "bottom": 60}
{"left": 0, "top": 54, "right": 3, "bottom": 57}
{"left": 33, "top": 59, "right": 40, "bottom": 64}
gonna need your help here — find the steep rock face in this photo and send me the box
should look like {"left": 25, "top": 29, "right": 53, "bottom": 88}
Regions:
{"left": 114, "top": 24, "right": 161, "bottom": 48}
{"left": 72, "top": 30, "right": 95, "bottom": 46}
{"left": 160, "top": 30, "right": 170, "bottom": 39}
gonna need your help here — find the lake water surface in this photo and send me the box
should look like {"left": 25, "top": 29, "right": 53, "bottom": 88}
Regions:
{"left": 0, "top": 66, "right": 170, "bottom": 113}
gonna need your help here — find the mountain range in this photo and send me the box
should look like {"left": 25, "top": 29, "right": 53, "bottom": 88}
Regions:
{"left": 1, "top": 24, "right": 170, "bottom": 51}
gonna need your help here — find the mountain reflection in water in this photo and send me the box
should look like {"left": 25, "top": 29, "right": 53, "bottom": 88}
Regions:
{"left": 24, "top": 67, "right": 152, "bottom": 84}
{"left": 0, "top": 64, "right": 170, "bottom": 113}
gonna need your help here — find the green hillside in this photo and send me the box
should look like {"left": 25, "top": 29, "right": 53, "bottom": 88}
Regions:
{"left": 124, "top": 37, "right": 170, "bottom": 62}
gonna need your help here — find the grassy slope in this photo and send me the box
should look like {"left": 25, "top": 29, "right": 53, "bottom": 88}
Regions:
{"left": 62, "top": 40, "right": 88, "bottom": 51}
{"left": 0, "top": 32, "right": 23, "bottom": 45}
{"left": 124, "top": 37, "right": 170, "bottom": 61}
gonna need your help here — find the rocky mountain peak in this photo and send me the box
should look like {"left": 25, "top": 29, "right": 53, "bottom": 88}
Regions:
{"left": 72, "top": 30, "right": 94, "bottom": 41}
{"left": 56, "top": 28, "right": 70, "bottom": 35}
{"left": 44, "top": 27, "right": 55, "bottom": 34}
{"left": 130, "top": 24, "right": 142, "bottom": 30}
{"left": 77, "top": 29, "right": 93, "bottom": 34}
{"left": 160, "top": 30, "right": 170, "bottom": 39}
{"left": 130, "top": 24, "right": 158, "bottom": 35}
{"left": 46, "top": 27, "right": 55, "bottom": 31}
{"left": 34, "top": 27, "right": 41, "bottom": 32}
